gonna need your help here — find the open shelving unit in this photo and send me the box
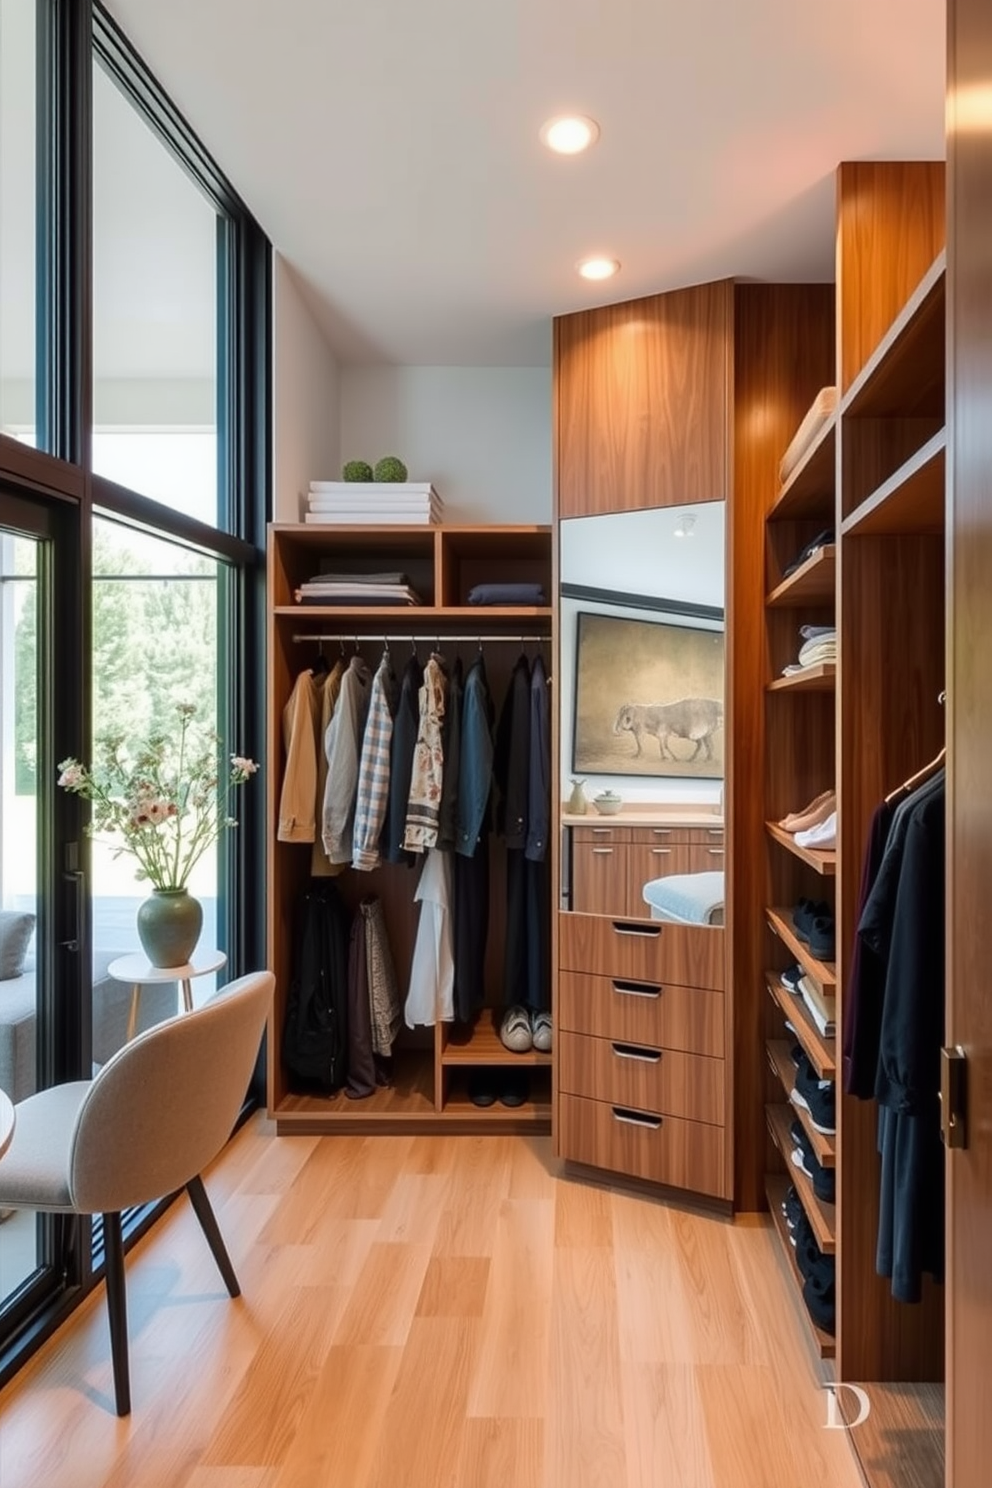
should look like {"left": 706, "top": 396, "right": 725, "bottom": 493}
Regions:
{"left": 764, "top": 972, "right": 836, "bottom": 1081}
{"left": 765, "top": 1175, "right": 836, "bottom": 1360}
{"left": 765, "top": 1102, "right": 835, "bottom": 1253}
{"left": 765, "top": 1039, "right": 835, "bottom": 1166}
{"left": 266, "top": 521, "right": 554, "bottom": 1135}
{"left": 766, "top": 545, "right": 836, "bottom": 607}
{"left": 765, "top": 822, "right": 836, "bottom": 876}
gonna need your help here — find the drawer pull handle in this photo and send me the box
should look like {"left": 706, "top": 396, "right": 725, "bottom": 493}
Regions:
{"left": 592, "top": 828, "right": 614, "bottom": 836}
{"left": 612, "top": 920, "right": 661, "bottom": 938}
{"left": 613, "top": 979, "right": 663, "bottom": 999}
{"left": 592, "top": 847, "right": 614, "bottom": 855}
{"left": 707, "top": 829, "right": 723, "bottom": 838}
{"left": 651, "top": 848, "right": 672, "bottom": 856}
{"left": 652, "top": 829, "right": 672, "bottom": 837}
{"left": 612, "top": 1042, "right": 662, "bottom": 1063}
{"left": 612, "top": 1106, "right": 662, "bottom": 1130}
{"left": 707, "top": 848, "right": 724, "bottom": 857}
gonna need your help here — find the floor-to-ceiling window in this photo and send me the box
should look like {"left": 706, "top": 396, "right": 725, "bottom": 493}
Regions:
{"left": 0, "top": 0, "right": 269, "bottom": 1382}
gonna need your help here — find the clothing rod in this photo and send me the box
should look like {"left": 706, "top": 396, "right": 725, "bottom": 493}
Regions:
{"left": 292, "top": 633, "right": 549, "bottom": 645}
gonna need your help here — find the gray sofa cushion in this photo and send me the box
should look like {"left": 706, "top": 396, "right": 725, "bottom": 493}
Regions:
{"left": 0, "top": 912, "right": 36, "bottom": 979}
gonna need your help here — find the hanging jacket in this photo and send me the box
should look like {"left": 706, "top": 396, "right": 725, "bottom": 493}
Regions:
{"left": 352, "top": 653, "right": 398, "bottom": 871}
{"left": 277, "top": 668, "right": 321, "bottom": 842}
{"left": 403, "top": 655, "right": 447, "bottom": 853}
{"left": 311, "top": 660, "right": 345, "bottom": 876}
{"left": 362, "top": 896, "right": 402, "bottom": 1057}
{"left": 405, "top": 847, "right": 454, "bottom": 1027}
{"left": 282, "top": 880, "right": 352, "bottom": 1090}
{"left": 382, "top": 655, "right": 423, "bottom": 864}
{"left": 321, "top": 655, "right": 372, "bottom": 864}
{"left": 526, "top": 653, "right": 550, "bottom": 863}
{"left": 493, "top": 654, "right": 531, "bottom": 848}
{"left": 456, "top": 654, "right": 495, "bottom": 857}
{"left": 436, "top": 657, "right": 463, "bottom": 852}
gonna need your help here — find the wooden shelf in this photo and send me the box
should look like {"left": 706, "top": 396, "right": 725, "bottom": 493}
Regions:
{"left": 842, "top": 251, "right": 946, "bottom": 419}
{"left": 766, "top": 1102, "right": 836, "bottom": 1253}
{"left": 765, "top": 908, "right": 836, "bottom": 991}
{"left": 766, "top": 545, "right": 836, "bottom": 608}
{"left": 765, "top": 1040, "right": 835, "bottom": 1166}
{"left": 276, "top": 605, "right": 552, "bottom": 624}
{"left": 765, "top": 821, "right": 836, "bottom": 875}
{"left": 765, "top": 1174, "right": 836, "bottom": 1358}
{"left": 765, "top": 972, "right": 836, "bottom": 1081}
{"left": 441, "top": 1013, "right": 553, "bottom": 1067}
{"left": 444, "top": 1077, "right": 552, "bottom": 1127}
{"left": 769, "top": 414, "right": 837, "bottom": 521}
{"left": 841, "top": 429, "right": 946, "bottom": 538}
{"left": 767, "top": 663, "right": 835, "bottom": 693}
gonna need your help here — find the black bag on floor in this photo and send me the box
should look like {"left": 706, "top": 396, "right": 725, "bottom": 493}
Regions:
{"left": 282, "top": 880, "right": 352, "bottom": 1091}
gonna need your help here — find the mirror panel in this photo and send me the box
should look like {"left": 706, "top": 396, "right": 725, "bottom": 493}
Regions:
{"left": 559, "top": 502, "right": 726, "bottom": 921}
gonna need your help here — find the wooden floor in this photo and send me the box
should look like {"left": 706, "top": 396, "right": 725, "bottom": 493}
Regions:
{"left": 0, "top": 1116, "right": 867, "bottom": 1488}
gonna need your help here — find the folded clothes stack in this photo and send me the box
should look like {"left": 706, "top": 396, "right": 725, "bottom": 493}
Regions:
{"left": 294, "top": 571, "right": 422, "bottom": 606}
{"left": 305, "top": 481, "right": 443, "bottom": 525}
{"left": 466, "top": 582, "right": 547, "bottom": 606}
{"left": 782, "top": 623, "right": 836, "bottom": 676}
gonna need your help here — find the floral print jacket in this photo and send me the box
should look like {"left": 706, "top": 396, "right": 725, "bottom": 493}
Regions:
{"left": 403, "top": 655, "right": 447, "bottom": 853}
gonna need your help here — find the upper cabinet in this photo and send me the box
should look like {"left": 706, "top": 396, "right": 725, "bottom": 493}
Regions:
{"left": 554, "top": 279, "right": 734, "bottom": 519}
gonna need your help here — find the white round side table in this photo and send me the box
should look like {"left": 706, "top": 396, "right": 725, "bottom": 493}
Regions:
{"left": 108, "top": 949, "right": 228, "bottom": 1043}
{"left": 0, "top": 1089, "right": 14, "bottom": 1160}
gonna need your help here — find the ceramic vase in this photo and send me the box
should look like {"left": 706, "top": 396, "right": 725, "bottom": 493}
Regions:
{"left": 136, "top": 888, "right": 203, "bottom": 969}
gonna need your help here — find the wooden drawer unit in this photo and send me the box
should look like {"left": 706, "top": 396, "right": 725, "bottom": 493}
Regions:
{"left": 557, "top": 970, "right": 725, "bottom": 1057}
{"left": 559, "top": 912, "right": 725, "bottom": 991}
{"left": 559, "top": 1031, "right": 725, "bottom": 1125}
{"left": 559, "top": 1093, "right": 727, "bottom": 1199}
{"left": 687, "top": 843, "right": 725, "bottom": 875}
{"left": 626, "top": 840, "right": 692, "bottom": 915}
{"left": 572, "top": 824, "right": 632, "bottom": 845}
{"left": 688, "top": 827, "right": 725, "bottom": 845}
{"left": 572, "top": 840, "right": 627, "bottom": 916}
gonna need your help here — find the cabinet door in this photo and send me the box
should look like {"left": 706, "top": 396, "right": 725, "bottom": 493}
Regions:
{"left": 626, "top": 841, "right": 692, "bottom": 917}
{"left": 687, "top": 844, "right": 725, "bottom": 876}
{"left": 554, "top": 280, "right": 733, "bottom": 518}
{"left": 572, "top": 842, "right": 627, "bottom": 916}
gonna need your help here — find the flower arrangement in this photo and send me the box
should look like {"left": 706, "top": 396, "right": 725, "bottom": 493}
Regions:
{"left": 57, "top": 702, "right": 258, "bottom": 891}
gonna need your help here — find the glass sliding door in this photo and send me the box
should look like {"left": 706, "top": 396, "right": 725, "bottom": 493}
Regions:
{"left": 0, "top": 488, "right": 84, "bottom": 1335}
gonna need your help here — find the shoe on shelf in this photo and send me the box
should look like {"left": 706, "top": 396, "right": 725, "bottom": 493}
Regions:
{"left": 781, "top": 530, "right": 835, "bottom": 580}
{"left": 778, "top": 790, "right": 836, "bottom": 834}
{"left": 792, "top": 1065, "right": 836, "bottom": 1134}
{"left": 500, "top": 1005, "right": 533, "bottom": 1053}
{"left": 780, "top": 963, "right": 804, "bottom": 994}
{"left": 803, "top": 1276, "right": 836, "bottom": 1334}
{"left": 790, "top": 1121, "right": 836, "bottom": 1203}
{"left": 531, "top": 1009, "right": 553, "bottom": 1052}
{"left": 808, "top": 916, "right": 836, "bottom": 961}
{"left": 795, "top": 811, "right": 837, "bottom": 851}
{"left": 467, "top": 1070, "right": 497, "bottom": 1108}
{"left": 498, "top": 1071, "right": 531, "bottom": 1108}
{"left": 782, "top": 1184, "right": 804, "bottom": 1231}
{"left": 792, "top": 899, "right": 831, "bottom": 942}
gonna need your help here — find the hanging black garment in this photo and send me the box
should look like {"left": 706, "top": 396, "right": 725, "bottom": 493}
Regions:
{"left": 382, "top": 654, "right": 423, "bottom": 865}
{"left": 453, "top": 656, "right": 494, "bottom": 1021}
{"left": 437, "top": 657, "right": 464, "bottom": 853}
{"left": 494, "top": 655, "right": 534, "bottom": 1010}
{"left": 282, "top": 880, "right": 352, "bottom": 1091}
{"left": 843, "top": 799, "right": 896, "bottom": 1096}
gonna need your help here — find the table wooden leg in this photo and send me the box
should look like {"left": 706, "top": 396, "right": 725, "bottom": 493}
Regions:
{"left": 126, "top": 984, "right": 141, "bottom": 1043}
{"left": 181, "top": 977, "right": 193, "bottom": 1012}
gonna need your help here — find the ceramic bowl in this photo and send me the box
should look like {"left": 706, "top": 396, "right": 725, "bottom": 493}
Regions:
{"left": 593, "top": 794, "right": 623, "bottom": 815}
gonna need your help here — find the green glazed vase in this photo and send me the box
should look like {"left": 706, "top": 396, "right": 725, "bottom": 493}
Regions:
{"left": 136, "top": 888, "right": 203, "bottom": 969}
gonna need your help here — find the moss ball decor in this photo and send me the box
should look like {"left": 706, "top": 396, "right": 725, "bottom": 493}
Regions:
{"left": 373, "top": 456, "right": 408, "bottom": 483}
{"left": 342, "top": 459, "right": 373, "bottom": 482}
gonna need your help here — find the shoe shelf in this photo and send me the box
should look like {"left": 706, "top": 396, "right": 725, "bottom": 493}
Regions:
{"left": 840, "top": 428, "right": 946, "bottom": 540}
{"left": 769, "top": 414, "right": 837, "bottom": 522}
{"left": 444, "top": 1073, "right": 552, "bottom": 1124}
{"left": 765, "top": 1039, "right": 836, "bottom": 1167}
{"left": 764, "top": 972, "right": 836, "bottom": 1080}
{"left": 765, "top": 908, "right": 836, "bottom": 991}
{"left": 440, "top": 1013, "right": 553, "bottom": 1067}
{"left": 767, "top": 664, "right": 836, "bottom": 694}
{"left": 765, "top": 1102, "right": 836, "bottom": 1254}
{"left": 765, "top": 1174, "right": 836, "bottom": 1360}
{"left": 840, "top": 251, "right": 946, "bottom": 421}
{"left": 766, "top": 545, "right": 837, "bottom": 608}
{"left": 765, "top": 821, "right": 836, "bottom": 876}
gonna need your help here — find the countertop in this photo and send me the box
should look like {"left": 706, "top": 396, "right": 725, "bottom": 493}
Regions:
{"left": 561, "top": 806, "right": 724, "bottom": 828}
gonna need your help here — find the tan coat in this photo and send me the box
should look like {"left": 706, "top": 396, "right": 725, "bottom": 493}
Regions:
{"left": 277, "top": 669, "right": 322, "bottom": 842}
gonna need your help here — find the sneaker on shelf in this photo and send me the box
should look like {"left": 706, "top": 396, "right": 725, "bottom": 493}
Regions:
{"left": 782, "top": 1184, "right": 804, "bottom": 1232}
{"left": 792, "top": 1066, "right": 836, "bottom": 1134}
{"left": 531, "top": 1009, "right": 553, "bottom": 1052}
{"left": 467, "top": 1070, "right": 497, "bottom": 1108}
{"left": 498, "top": 1070, "right": 531, "bottom": 1107}
{"left": 780, "top": 963, "right": 804, "bottom": 994}
{"left": 499, "top": 1005, "right": 534, "bottom": 1053}
{"left": 803, "top": 1276, "right": 836, "bottom": 1334}
{"left": 792, "top": 898, "right": 831, "bottom": 943}
{"left": 790, "top": 1122, "right": 836, "bottom": 1203}
{"left": 808, "top": 916, "right": 836, "bottom": 961}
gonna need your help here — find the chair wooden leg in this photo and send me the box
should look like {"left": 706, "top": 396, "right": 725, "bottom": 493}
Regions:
{"left": 186, "top": 1175, "right": 240, "bottom": 1298}
{"left": 102, "top": 1212, "right": 131, "bottom": 1416}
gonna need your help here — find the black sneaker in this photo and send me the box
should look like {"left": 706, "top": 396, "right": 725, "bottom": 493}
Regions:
{"left": 780, "top": 963, "right": 804, "bottom": 994}
{"left": 782, "top": 1184, "right": 803, "bottom": 1231}
{"left": 790, "top": 1122, "right": 836, "bottom": 1204}
{"left": 803, "top": 1276, "right": 836, "bottom": 1333}
{"left": 793, "top": 1066, "right": 836, "bottom": 1134}
{"left": 808, "top": 915, "right": 836, "bottom": 960}
{"left": 792, "top": 899, "right": 830, "bottom": 942}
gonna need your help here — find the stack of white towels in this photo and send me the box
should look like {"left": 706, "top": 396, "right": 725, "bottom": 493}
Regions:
{"left": 782, "top": 624, "right": 836, "bottom": 677}
{"left": 305, "top": 482, "right": 443, "bottom": 525}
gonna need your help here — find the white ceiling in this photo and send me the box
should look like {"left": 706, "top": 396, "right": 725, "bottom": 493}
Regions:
{"left": 18, "top": 0, "right": 949, "bottom": 372}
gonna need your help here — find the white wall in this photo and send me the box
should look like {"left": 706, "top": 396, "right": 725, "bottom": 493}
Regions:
{"left": 339, "top": 366, "right": 552, "bottom": 523}
{"left": 272, "top": 256, "right": 341, "bottom": 521}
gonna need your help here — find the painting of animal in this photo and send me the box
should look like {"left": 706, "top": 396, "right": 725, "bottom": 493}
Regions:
{"left": 572, "top": 611, "right": 725, "bottom": 778}
{"left": 613, "top": 697, "right": 724, "bottom": 761}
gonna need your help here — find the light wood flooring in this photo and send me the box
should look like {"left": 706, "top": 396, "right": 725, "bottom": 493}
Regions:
{"left": 0, "top": 1116, "right": 865, "bottom": 1488}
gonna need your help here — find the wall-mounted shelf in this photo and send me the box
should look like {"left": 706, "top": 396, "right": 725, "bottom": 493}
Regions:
{"left": 766, "top": 1102, "right": 836, "bottom": 1254}
{"left": 765, "top": 1175, "right": 836, "bottom": 1359}
{"left": 766, "top": 546, "right": 836, "bottom": 608}
{"left": 769, "top": 415, "right": 837, "bottom": 522}
{"left": 765, "top": 972, "right": 836, "bottom": 1081}
{"left": 841, "top": 430, "right": 946, "bottom": 539}
{"left": 766, "top": 822, "right": 836, "bottom": 876}
{"left": 766, "top": 1040, "right": 835, "bottom": 1166}
{"left": 766, "top": 909, "right": 837, "bottom": 992}
{"left": 767, "top": 664, "right": 836, "bottom": 694}
{"left": 842, "top": 252, "right": 946, "bottom": 419}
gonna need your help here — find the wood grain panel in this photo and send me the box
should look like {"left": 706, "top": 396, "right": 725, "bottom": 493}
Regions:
{"left": 571, "top": 840, "right": 628, "bottom": 916}
{"left": 554, "top": 280, "right": 733, "bottom": 518}
{"left": 948, "top": 4, "right": 992, "bottom": 1482}
{"left": 846, "top": 1383, "right": 945, "bottom": 1488}
{"left": 837, "top": 161, "right": 946, "bottom": 391}
{"left": 626, "top": 842, "right": 694, "bottom": 916}
{"left": 558, "top": 1031, "right": 725, "bottom": 1125}
{"left": 558, "top": 913, "right": 725, "bottom": 991}
{"left": 571, "top": 825, "right": 633, "bottom": 844}
{"left": 557, "top": 970, "right": 725, "bottom": 1056}
{"left": 558, "top": 1093, "right": 727, "bottom": 1199}
{"left": 730, "top": 283, "right": 836, "bottom": 1212}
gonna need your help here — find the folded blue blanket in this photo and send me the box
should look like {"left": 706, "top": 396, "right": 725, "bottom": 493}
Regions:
{"left": 641, "top": 871, "right": 725, "bottom": 925}
{"left": 467, "top": 583, "right": 546, "bottom": 606}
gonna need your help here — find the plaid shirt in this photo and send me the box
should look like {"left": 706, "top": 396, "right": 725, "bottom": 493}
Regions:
{"left": 352, "top": 655, "right": 396, "bottom": 870}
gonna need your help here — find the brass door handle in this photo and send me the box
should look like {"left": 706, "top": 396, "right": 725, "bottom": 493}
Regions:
{"left": 940, "top": 1045, "right": 968, "bottom": 1149}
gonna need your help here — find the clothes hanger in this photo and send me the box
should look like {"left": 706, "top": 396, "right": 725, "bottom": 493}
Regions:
{"left": 310, "top": 640, "right": 329, "bottom": 679}
{"left": 885, "top": 746, "right": 946, "bottom": 803}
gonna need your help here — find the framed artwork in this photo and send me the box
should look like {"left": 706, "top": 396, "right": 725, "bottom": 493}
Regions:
{"left": 572, "top": 611, "right": 725, "bottom": 778}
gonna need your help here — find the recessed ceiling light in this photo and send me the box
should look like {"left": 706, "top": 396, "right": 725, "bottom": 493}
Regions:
{"left": 577, "top": 257, "right": 620, "bottom": 281}
{"left": 540, "top": 115, "right": 600, "bottom": 155}
{"left": 673, "top": 513, "right": 697, "bottom": 538}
